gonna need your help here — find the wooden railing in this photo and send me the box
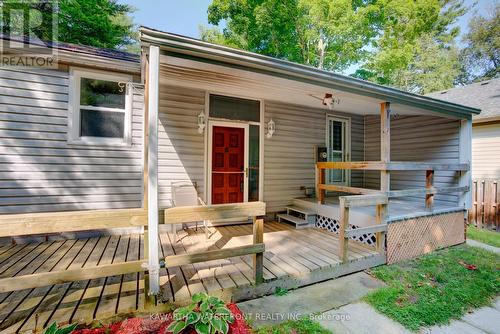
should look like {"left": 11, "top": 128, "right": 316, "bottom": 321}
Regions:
{"left": 0, "top": 202, "right": 267, "bottom": 294}
{"left": 316, "top": 161, "right": 470, "bottom": 262}
{"left": 469, "top": 179, "right": 499, "bottom": 231}
{"left": 0, "top": 208, "right": 149, "bottom": 293}
{"left": 164, "top": 201, "right": 266, "bottom": 284}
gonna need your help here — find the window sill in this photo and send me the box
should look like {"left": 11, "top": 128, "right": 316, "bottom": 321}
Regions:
{"left": 67, "top": 137, "right": 132, "bottom": 148}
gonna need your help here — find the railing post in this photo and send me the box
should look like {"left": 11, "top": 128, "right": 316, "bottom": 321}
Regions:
{"left": 426, "top": 170, "right": 434, "bottom": 211}
{"left": 317, "top": 165, "right": 325, "bottom": 204}
{"left": 253, "top": 216, "right": 264, "bottom": 284}
{"left": 339, "top": 197, "right": 349, "bottom": 262}
{"left": 375, "top": 203, "right": 387, "bottom": 255}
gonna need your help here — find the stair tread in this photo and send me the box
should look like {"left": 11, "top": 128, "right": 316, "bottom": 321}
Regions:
{"left": 277, "top": 213, "right": 310, "bottom": 226}
{"left": 286, "top": 206, "right": 316, "bottom": 215}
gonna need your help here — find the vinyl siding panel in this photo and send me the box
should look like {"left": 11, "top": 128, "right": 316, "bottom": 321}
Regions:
{"left": 157, "top": 85, "right": 205, "bottom": 208}
{"left": 472, "top": 123, "right": 500, "bottom": 179}
{"left": 264, "top": 101, "right": 364, "bottom": 213}
{"left": 364, "top": 115, "right": 460, "bottom": 205}
{"left": 0, "top": 68, "right": 144, "bottom": 214}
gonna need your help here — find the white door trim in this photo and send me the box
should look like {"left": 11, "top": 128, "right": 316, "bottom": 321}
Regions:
{"left": 326, "top": 114, "right": 351, "bottom": 186}
{"left": 207, "top": 120, "right": 249, "bottom": 205}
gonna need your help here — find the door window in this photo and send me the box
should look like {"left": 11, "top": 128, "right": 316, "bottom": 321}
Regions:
{"left": 327, "top": 117, "right": 350, "bottom": 184}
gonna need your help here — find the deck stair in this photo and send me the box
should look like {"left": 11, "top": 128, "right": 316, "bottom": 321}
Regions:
{"left": 277, "top": 205, "right": 316, "bottom": 229}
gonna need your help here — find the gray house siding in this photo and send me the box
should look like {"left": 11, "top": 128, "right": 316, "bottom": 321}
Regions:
{"left": 0, "top": 70, "right": 463, "bottom": 214}
{"left": 364, "top": 115, "right": 460, "bottom": 205}
{"left": 158, "top": 84, "right": 205, "bottom": 208}
{"left": 471, "top": 122, "right": 500, "bottom": 179}
{"left": 0, "top": 68, "right": 144, "bottom": 214}
{"left": 264, "top": 101, "right": 364, "bottom": 213}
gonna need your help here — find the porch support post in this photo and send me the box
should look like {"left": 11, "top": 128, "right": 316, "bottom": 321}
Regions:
{"left": 378, "top": 102, "right": 390, "bottom": 255}
{"left": 380, "top": 102, "right": 391, "bottom": 192}
{"left": 146, "top": 44, "right": 160, "bottom": 296}
{"left": 459, "top": 118, "right": 472, "bottom": 211}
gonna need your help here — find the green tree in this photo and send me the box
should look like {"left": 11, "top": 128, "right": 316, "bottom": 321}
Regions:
{"left": 458, "top": 4, "right": 500, "bottom": 83}
{"left": 1, "top": 0, "right": 136, "bottom": 50}
{"left": 356, "top": 0, "right": 466, "bottom": 93}
{"left": 204, "top": 0, "right": 380, "bottom": 72}
{"left": 204, "top": 0, "right": 467, "bottom": 94}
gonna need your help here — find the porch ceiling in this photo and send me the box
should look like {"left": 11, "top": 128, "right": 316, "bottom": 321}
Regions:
{"left": 159, "top": 55, "right": 453, "bottom": 118}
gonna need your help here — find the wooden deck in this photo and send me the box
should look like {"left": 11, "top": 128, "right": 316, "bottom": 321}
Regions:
{"left": 0, "top": 222, "right": 384, "bottom": 333}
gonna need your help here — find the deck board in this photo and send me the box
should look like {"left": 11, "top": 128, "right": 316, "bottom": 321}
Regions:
{"left": 0, "top": 222, "right": 382, "bottom": 333}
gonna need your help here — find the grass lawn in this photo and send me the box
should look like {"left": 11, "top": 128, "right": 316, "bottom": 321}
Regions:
{"left": 467, "top": 225, "right": 500, "bottom": 247}
{"left": 366, "top": 245, "right": 500, "bottom": 331}
{"left": 254, "top": 318, "right": 332, "bottom": 334}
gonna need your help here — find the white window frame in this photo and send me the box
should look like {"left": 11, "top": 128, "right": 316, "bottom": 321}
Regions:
{"left": 68, "top": 67, "right": 133, "bottom": 146}
{"left": 326, "top": 115, "right": 351, "bottom": 186}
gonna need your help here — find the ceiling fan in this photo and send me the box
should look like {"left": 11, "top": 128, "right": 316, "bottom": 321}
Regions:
{"left": 309, "top": 93, "right": 340, "bottom": 110}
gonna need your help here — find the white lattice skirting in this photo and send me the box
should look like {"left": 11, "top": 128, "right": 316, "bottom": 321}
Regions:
{"left": 316, "top": 215, "right": 377, "bottom": 246}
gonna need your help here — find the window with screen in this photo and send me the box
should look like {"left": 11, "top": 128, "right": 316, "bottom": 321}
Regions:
{"left": 69, "top": 69, "right": 131, "bottom": 145}
{"left": 209, "top": 94, "right": 260, "bottom": 122}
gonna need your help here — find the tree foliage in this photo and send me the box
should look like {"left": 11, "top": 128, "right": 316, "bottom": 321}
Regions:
{"left": 356, "top": 0, "right": 465, "bottom": 93}
{"left": 458, "top": 4, "right": 500, "bottom": 84}
{"left": 205, "top": 0, "right": 380, "bottom": 72}
{"left": 1, "top": 0, "right": 136, "bottom": 50}
{"left": 204, "top": 0, "right": 470, "bottom": 94}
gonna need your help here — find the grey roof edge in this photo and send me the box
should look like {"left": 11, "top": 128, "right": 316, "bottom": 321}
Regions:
{"left": 140, "top": 26, "right": 480, "bottom": 119}
{"left": 0, "top": 34, "right": 140, "bottom": 63}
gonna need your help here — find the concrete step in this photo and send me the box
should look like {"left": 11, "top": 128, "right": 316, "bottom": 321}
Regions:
{"left": 277, "top": 213, "right": 310, "bottom": 228}
{"left": 286, "top": 205, "right": 316, "bottom": 216}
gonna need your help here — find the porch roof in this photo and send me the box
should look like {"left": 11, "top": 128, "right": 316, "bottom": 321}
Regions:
{"left": 140, "top": 26, "right": 480, "bottom": 120}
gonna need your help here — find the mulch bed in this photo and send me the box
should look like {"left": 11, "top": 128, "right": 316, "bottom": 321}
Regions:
{"left": 72, "top": 303, "right": 251, "bottom": 334}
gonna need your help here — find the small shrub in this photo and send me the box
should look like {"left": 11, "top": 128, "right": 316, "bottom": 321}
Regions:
{"left": 273, "top": 287, "right": 288, "bottom": 296}
{"left": 166, "top": 293, "right": 234, "bottom": 334}
{"left": 43, "top": 322, "right": 78, "bottom": 334}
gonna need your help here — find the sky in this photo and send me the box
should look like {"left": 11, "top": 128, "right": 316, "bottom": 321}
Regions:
{"left": 120, "top": 0, "right": 215, "bottom": 38}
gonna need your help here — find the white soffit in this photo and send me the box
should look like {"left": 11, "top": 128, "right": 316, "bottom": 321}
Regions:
{"left": 159, "top": 55, "right": 439, "bottom": 117}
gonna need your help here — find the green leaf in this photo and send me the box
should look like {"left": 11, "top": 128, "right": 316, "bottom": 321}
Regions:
{"left": 192, "top": 292, "right": 208, "bottom": 303}
{"left": 210, "top": 317, "right": 228, "bottom": 334}
{"left": 55, "top": 323, "right": 78, "bottom": 334}
{"left": 208, "top": 296, "right": 224, "bottom": 307}
{"left": 200, "top": 312, "right": 210, "bottom": 324}
{"left": 195, "top": 321, "right": 211, "bottom": 334}
{"left": 185, "top": 311, "right": 201, "bottom": 326}
{"left": 221, "top": 320, "right": 229, "bottom": 334}
{"left": 200, "top": 301, "right": 210, "bottom": 312}
{"left": 43, "top": 322, "right": 57, "bottom": 334}
{"left": 166, "top": 321, "right": 178, "bottom": 333}
{"left": 215, "top": 307, "right": 231, "bottom": 317}
{"left": 173, "top": 306, "right": 190, "bottom": 319}
{"left": 167, "top": 320, "right": 187, "bottom": 334}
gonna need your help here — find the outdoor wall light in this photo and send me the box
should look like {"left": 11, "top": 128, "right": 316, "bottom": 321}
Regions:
{"left": 197, "top": 111, "right": 206, "bottom": 134}
{"left": 266, "top": 119, "right": 275, "bottom": 139}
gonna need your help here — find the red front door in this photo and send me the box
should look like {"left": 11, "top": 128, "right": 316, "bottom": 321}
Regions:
{"left": 211, "top": 126, "right": 245, "bottom": 204}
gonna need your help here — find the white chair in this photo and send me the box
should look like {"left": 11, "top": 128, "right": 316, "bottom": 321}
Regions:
{"left": 171, "top": 182, "right": 209, "bottom": 242}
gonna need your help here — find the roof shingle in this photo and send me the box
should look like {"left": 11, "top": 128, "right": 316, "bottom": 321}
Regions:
{"left": 427, "top": 78, "right": 500, "bottom": 121}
